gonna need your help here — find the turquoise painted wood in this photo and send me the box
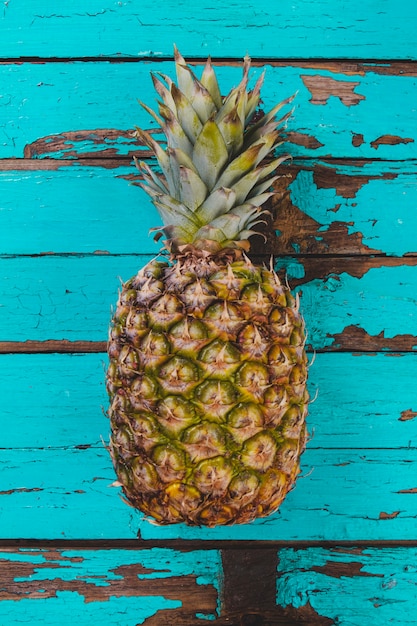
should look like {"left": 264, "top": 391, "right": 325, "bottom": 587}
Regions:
{"left": 0, "top": 547, "right": 222, "bottom": 623}
{"left": 2, "top": 352, "right": 417, "bottom": 450}
{"left": 1, "top": 0, "right": 417, "bottom": 60}
{"left": 276, "top": 547, "right": 417, "bottom": 624}
{"left": 2, "top": 2, "right": 417, "bottom": 622}
{"left": 1, "top": 352, "right": 417, "bottom": 540}
{"left": 2, "top": 62, "right": 417, "bottom": 160}
{"left": 2, "top": 160, "right": 417, "bottom": 256}
{"left": 1, "top": 255, "right": 416, "bottom": 350}
{"left": 3, "top": 439, "right": 417, "bottom": 541}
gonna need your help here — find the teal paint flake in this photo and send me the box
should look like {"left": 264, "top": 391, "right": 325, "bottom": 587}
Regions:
{"left": 0, "top": 591, "right": 181, "bottom": 626}
{"left": 195, "top": 613, "right": 216, "bottom": 621}
{"left": 276, "top": 547, "right": 417, "bottom": 625}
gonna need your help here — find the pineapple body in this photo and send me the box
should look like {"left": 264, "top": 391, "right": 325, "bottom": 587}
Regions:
{"left": 107, "top": 256, "right": 308, "bottom": 526}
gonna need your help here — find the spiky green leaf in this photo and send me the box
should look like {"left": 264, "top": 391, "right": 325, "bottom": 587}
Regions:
{"left": 171, "top": 84, "right": 203, "bottom": 143}
{"left": 158, "top": 102, "right": 194, "bottom": 155}
{"left": 136, "top": 159, "right": 169, "bottom": 194}
{"left": 196, "top": 187, "right": 237, "bottom": 223}
{"left": 217, "top": 107, "right": 244, "bottom": 157}
{"left": 177, "top": 166, "right": 208, "bottom": 211}
{"left": 200, "top": 56, "right": 222, "bottom": 109}
{"left": 192, "top": 120, "right": 229, "bottom": 189}
{"left": 151, "top": 73, "right": 177, "bottom": 114}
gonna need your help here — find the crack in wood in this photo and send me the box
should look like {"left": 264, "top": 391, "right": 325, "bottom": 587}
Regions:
{"left": 0, "top": 487, "right": 43, "bottom": 495}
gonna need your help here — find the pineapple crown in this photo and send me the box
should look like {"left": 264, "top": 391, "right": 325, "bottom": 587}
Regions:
{"left": 135, "top": 46, "right": 294, "bottom": 256}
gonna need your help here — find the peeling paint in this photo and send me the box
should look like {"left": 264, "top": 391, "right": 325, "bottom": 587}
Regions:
{"left": 24, "top": 129, "right": 145, "bottom": 160}
{"left": 301, "top": 74, "right": 366, "bottom": 106}
{"left": 328, "top": 326, "right": 417, "bottom": 352}
{"left": 379, "top": 511, "right": 401, "bottom": 520}
{"left": 285, "top": 131, "right": 325, "bottom": 150}
{"left": 371, "top": 134, "right": 415, "bottom": 149}
{"left": 277, "top": 547, "right": 417, "bottom": 625}
{"left": 399, "top": 409, "right": 417, "bottom": 422}
{"left": 352, "top": 132, "right": 365, "bottom": 147}
{"left": 0, "top": 548, "right": 222, "bottom": 622}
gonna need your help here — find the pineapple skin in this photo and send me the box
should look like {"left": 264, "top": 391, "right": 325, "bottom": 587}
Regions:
{"left": 107, "top": 255, "right": 308, "bottom": 526}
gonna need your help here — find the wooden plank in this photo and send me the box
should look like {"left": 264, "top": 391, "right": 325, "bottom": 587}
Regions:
{"left": 2, "top": 160, "right": 417, "bottom": 257}
{"left": 1, "top": 545, "right": 416, "bottom": 625}
{"left": 1, "top": 61, "right": 417, "bottom": 160}
{"left": 1, "top": 254, "right": 416, "bottom": 351}
{"left": 1, "top": 0, "right": 417, "bottom": 60}
{"left": 3, "top": 445, "right": 417, "bottom": 540}
{"left": 1, "top": 352, "right": 417, "bottom": 451}
{"left": 0, "top": 547, "right": 222, "bottom": 624}
{"left": 276, "top": 546, "right": 417, "bottom": 624}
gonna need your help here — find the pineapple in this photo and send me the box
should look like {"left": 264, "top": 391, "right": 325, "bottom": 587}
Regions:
{"left": 106, "top": 48, "right": 308, "bottom": 526}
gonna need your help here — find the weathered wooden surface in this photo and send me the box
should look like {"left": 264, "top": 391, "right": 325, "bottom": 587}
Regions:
{"left": 1, "top": 352, "right": 416, "bottom": 541}
{"left": 1, "top": 0, "right": 417, "bottom": 60}
{"left": 2, "top": 2, "right": 417, "bottom": 624}
{"left": 1, "top": 254, "right": 416, "bottom": 350}
{"left": 1, "top": 545, "right": 416, "bottom": 625}
{"left": 0, "top": 547, "right": 222, "bottom": 624}
{"left": 2, "top": 160, "right": 417, "bottom": 256}
{"left": 2, "top": 61, "right": 417, "bottom": 160}
{"left": 277, "top": 546, "right": 417, "bottom": 625}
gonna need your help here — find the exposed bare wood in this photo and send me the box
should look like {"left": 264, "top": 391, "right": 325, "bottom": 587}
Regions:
{"left": 301, "top": 74, "right": 366, "bottom": 106}
{"left": 399, "top": 409, "right": 417, "bottom": 422}
{"left": 0, "top": 341, "right": 106, "bottom": 354}
{"left": 283, "top": 255, "right": 417, "bottom": 286}
{"left": 371, "top": 134, "right": 415, "bottom": 149}
{"left": 328, "top": 326, "right": 417, "bottom": 352}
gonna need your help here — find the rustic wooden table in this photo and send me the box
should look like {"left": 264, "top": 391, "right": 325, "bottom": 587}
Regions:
{"left": 1, "top": 1, "right": 417, "bottom": 624}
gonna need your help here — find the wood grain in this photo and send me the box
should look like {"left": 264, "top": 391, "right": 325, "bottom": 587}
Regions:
{"left": 3, "top": 441, "right": 417, "bottom": 540}
{"left": 1, "top": 0, "right": 417, "bottom": 60}
{"left": 2, "top": 4, "right": 417, "bottom": 622}
{"left": 1, "top": 254, "right": 415, "bottom": 351}
{"left": 2, "top": 159, "right": 417, "bottom": 257}
{"left": 1, "top": 61, "right": 417, "bottom": 160}
{"left": 0, "top": 547, "right": 221, "bottom": 624}
{"left": 277, "top": 546, "right": 417, "bottom": 624}
{"left": 2, "top": 352, "right": 416, "bottom": 450}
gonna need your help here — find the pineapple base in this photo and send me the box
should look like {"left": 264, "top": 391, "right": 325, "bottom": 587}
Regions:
{"left": 107, "top": 257, "right": 308, "bottom": 526}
